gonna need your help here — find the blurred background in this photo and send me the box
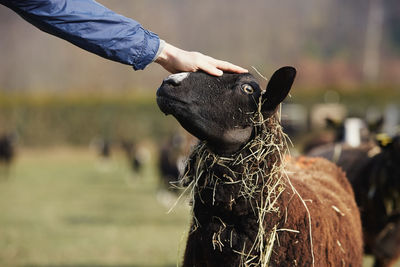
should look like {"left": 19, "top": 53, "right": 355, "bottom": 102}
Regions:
{"left": 0, "top": 0, "right": 399, "bottom": 266}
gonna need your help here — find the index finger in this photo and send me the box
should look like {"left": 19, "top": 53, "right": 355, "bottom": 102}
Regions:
{"left": 213, "top": 59, "right": 248, "bottom": 74}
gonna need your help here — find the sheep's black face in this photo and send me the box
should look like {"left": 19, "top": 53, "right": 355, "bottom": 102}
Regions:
{"left": 156, "top": 67, "right": 296, "bottom": 154}
{"left": 157, "top": 72, "right": 261, "bottom": 153}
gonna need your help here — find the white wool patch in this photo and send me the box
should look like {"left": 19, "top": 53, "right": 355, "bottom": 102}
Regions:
{"left": 164, "top": 72, "right": 190, "bottom": 84}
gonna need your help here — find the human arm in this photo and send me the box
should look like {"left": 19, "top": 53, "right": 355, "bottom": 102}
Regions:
{"left": 0, "top": 0, "right": 159, "bottom": 70}
{"left": 0, "top": 0, "right": 247, "bottom": 75}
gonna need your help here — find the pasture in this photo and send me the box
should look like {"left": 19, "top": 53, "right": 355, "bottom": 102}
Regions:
{"left": 0, "top": 147, "right": 398, "bottom": 267}
{"left": 0, "top": 147, "right": 189, "bottom": 267}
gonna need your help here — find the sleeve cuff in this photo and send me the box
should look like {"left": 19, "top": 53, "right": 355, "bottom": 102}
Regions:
{"left": 152, "top": 39, "right": 165, "bottom": 63}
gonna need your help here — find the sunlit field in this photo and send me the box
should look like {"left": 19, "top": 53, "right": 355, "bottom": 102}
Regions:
{"left": 0, "top": 147, "right": 398, "bottom": 267}
{"left": 0, "top": 147, "right": 190, "bottom": 267}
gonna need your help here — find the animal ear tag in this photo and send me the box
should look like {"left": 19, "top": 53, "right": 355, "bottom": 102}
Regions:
{"left": 375, "top": 133, "right": 392, "bottom": 147}
{"left": 261, "top": 66, "right": 296, "bottom": 112}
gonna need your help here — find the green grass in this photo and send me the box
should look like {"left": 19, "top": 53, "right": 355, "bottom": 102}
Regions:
{"left": 0, "top": 147, "right": 190, "bottom": 267}
{"left": 0, "top": 147, "right": 398, "bottom": 267}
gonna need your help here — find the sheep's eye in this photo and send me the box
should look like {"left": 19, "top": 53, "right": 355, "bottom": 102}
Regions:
{"left": 241, "top": 84, "right": 254, "bottom": 94}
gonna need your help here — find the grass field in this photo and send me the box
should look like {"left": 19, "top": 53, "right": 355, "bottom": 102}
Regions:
{"left": 0, "top": 147, "right": 190, "bottom": 267}
{"left": 0, "top": 147, "right": 398, "bottom": 267}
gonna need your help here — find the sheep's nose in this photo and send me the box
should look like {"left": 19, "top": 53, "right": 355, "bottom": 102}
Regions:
{"left": 163, "top": 72, "right": 190, "bottom": 86}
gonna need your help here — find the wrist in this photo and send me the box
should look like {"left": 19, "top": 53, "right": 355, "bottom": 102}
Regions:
{"left": 155, "top": 41, "right": 172, "bottom": 64}
{"left": 155, "top": 42, "right": 183, "bottom": 64}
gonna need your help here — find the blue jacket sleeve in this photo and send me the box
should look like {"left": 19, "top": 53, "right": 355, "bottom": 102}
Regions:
{"left": 0, "top": 0, "right": 161, "bottom": 70}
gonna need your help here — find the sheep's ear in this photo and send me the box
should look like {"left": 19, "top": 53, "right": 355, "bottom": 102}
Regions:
{"left": 262, "top": 66, "right": 296, "bottom": 112}
{"left": 326, "top": 118, "right": 341, "bottom": 129}
{"left": 368, "top": 116, "right": 384, "bottom": 133}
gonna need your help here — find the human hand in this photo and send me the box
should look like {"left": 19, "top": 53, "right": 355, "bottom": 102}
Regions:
{"left": 155, "top": 42, "right": 248, "bottom": 76}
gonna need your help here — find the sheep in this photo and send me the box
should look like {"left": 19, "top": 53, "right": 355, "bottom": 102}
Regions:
{"left": 120, "top": 140, "right": 141, "bottom": 173}
{"left": 301, "top": 118, "right": 347, "bottom": 154}
{"left": 303, "top": 116, "right": 383, "bottom": 154}
{"left": 0, "top": 133, "right": 16, "bottom": 178}
{"left": 308, "top": 134, "right": 400, "bottom": 267}
{"left": 158, "top": 131, "right": 197, "bottom": 192}
{"left": 89, "top": 137, "right": 112, "bottom": 159}
{"left": 156, "top": 67, "right": 363, "bottom": 266}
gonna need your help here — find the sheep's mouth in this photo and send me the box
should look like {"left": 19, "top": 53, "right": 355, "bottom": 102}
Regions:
{"left": 156, "top": 87, "right": 188, "bottom": 116}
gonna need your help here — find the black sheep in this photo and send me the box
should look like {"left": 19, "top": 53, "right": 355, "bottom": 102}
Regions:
{"left": 158, "top": 132, "right": 197, "bottom": 192}
{"left": 0, "top": 133, "right": 16, "bottom": 177}
{"left": 157, "top": 67, "right": 363, "bottom": 266}
{"left": 121, "top": 140, "right": 144, "bottom": 174}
